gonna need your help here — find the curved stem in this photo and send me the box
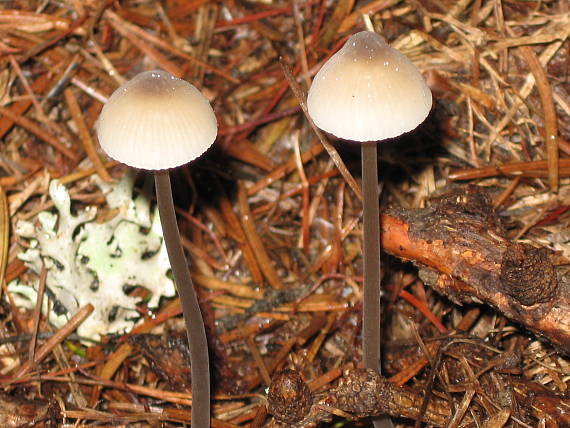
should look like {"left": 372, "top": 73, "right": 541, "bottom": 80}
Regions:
{"left": 362, "top": 144, "right": 392, "bottom": 428}
{"left": 155, "top": 170, "right": 210, "bottom": 427}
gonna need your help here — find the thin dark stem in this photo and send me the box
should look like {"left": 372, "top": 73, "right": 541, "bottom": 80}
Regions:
{"left": 362, "top": 144, "right": 392, "bottom": 428}
{"left": 362, "top": 143, "right": 381, "bottom": 371}
{"left": 155, "top": 170, "right": 210, "bottom": 427}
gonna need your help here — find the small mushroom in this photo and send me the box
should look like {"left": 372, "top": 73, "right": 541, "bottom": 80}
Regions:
{"left": 307, "top": 31, "right": 432, "bottom": 142}
{"left": 96, "top": 70, "right": 216, "bottom": 427}
{"left": 307, "top": 29, "right": 431, "bottom": 391}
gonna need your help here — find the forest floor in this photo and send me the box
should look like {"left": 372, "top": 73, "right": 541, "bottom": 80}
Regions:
{"left": 1, "top": 0, "right": 570, "bottom": 426}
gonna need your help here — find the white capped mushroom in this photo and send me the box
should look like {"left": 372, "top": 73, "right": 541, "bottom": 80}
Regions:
{"left": 96, "top": 69, "right": 213, "bottom": 428}
{"left": 97, "top": 70, "right": 217, "bottom": 170}
{"left": 307, "top": 34, "right": 432, "bottom": 428}
{"left": 307, "top": 31, "right": 432, "bottom": 142}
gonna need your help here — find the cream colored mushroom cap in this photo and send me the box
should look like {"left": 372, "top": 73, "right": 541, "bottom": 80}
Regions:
{"left": 307, "top": 31, "right": 432, "bottom": 142}
{"left": 96, "top": 70, "right": 218, "bottom": 170}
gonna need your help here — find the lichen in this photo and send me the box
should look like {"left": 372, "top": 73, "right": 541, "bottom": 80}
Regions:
{"left": 10, "top": 173, "right": 176, "bottom": 340}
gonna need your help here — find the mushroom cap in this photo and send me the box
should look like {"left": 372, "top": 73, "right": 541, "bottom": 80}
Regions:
{"left": 307, "top": 31, "right": 432, "bottom": 142}
{"left": 96, "top": 70, "right": 218, "bottom": 170}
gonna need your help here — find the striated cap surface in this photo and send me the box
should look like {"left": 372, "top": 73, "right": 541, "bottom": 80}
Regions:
{"left": 307, "top": 31, "right": 432, "bottom": 142}
{"left": 96, "top": 70, "right": 217, "bottom": 170}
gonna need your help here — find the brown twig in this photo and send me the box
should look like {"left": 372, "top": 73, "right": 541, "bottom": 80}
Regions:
{"left": 247, "top": 142, "right": 324, "bottom": 196}
{"left": 28, "top": 265, "right": 47, "bottom": 364}
{"left": 217, "top": 183, "right": 264, "bottom": 285}
{"left": 279, "top": 59, "right": 363, "bottom": 201}
{"left": 449, "top": 158, "right": 570, "bottom": 181}
{"left": 0, "top": 186, "right": 8, "bottom": 293}
{"left": 12, "top": 304, "right": 94, "bottom": 380}
{"left": 0, "top": 106, "right": 80, "bottom": 162}
{"left": 517, "top": 45, "right": 560, "bottom": 192}
{"left": 381, "top": 188, "right": 570, "bottom": 352}
{"left": 238, "top": 181, "right": 285, "bottom": 289}
{"left": 63, "top": 88, "right": 112, "bottom": 181}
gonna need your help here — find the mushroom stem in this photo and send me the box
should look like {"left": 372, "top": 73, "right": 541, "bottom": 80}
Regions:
{"left": 361, "top": 142, "right": 381, "bottom": 373}
{"left": 154, "top": 170, "right": 210, "bottom": 427}
{"left": 362, "top": 144, "right": 393, "bottom": 428}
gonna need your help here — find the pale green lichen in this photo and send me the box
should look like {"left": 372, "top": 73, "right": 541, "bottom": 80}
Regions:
{"left": 10, "top": 173, "right": 175, "bottom": 340}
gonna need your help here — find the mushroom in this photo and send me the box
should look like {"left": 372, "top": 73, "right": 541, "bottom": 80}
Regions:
{"left": 96, "top": 70, "right": 216, "bottom": 427}
{"left": 307, "top": 29, "right": 431, "bottom": 391}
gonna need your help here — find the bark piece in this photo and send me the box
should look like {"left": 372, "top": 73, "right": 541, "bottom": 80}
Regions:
{"left": 0, "top": 393, "right": 57, "bottom": 427}
{"left": 328, "top": 368, "right": 450, "bottom": 426}
{"left": 129, "top": 334, "right": 192, "bottom": 390}
{"left": 500, "top": 242, "right": 557, "bottom": 305}
{"left": 380, "top": 187, "right": 570, "bottom": 352}
{"left": 326, "top": 341, "right": 569, "bottom": 426}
